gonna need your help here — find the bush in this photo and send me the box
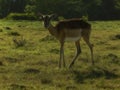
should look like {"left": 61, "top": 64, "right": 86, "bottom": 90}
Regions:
{"left": 13, "top": 37, "right": 26, "bottom": 48}
{"left": 82, "top": 15, "right": 88, "bottom": 21}
{"left": 8, "top": 31, "right": 20, "bottom": 36}
{"left": 58, "top": 16, "right": 65, "bottom": 20}
{"left": 6, "top": 13, "right": 37, "bottom": 20}
{"left": 0, "top": 29, "right": 3, "bottom": 32}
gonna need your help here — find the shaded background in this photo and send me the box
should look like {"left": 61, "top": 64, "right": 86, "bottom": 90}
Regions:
{"left": 0, "top": 0, "right": 120, "bottom": 20}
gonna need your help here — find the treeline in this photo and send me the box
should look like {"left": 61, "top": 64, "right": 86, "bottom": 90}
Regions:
{"left": 0, "top": 0, "right": 120, "bottom": 20}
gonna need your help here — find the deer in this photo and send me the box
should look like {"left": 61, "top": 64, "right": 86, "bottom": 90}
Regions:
{"left": 39, "top": 14, "right": 94, "bottom": 68}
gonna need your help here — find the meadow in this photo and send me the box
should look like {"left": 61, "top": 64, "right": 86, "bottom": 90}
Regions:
{"left": 0, "top": 20, "right": 120, "bottom": 90}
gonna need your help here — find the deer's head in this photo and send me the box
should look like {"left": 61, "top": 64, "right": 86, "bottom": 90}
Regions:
{"left": 39, "top": 14, "right": 56, "bottom": 28}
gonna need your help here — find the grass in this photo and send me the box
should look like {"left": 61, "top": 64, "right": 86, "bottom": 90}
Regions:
{"left": 0, "top": 20, "right": 120, "bottom": 90}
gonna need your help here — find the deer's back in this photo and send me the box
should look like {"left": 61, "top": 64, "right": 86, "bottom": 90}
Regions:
{"left": 55, "top": 19, "right": 91, "bottom": 31}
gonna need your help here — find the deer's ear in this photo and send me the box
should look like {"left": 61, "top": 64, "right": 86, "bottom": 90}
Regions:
{"left": 49, "top": 14, "right": 57, "bottom": 19}
{"left": 37, "top": 13, "right": 44, "bottom": 20}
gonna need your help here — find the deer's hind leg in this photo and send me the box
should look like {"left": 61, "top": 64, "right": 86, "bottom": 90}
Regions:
{"left": 82, "top": 29, "right": 94, "bottom": 65}
{"left": 69, "top": 40, "right": 81, "bottom": 68}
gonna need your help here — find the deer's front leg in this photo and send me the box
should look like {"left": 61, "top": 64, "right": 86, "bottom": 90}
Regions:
{"left": 59, "top": 42, "right": 65, "bottom": 68}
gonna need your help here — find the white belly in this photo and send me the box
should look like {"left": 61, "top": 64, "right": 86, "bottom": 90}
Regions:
{"left": 65, "top": 36, "right": 81, "bottom": 41}
{"left": 64, "top": 29, "right": 82, "bottom": 41}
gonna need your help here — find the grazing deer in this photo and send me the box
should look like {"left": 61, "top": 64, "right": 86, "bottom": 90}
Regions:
{"left": 39, "top": 14, "right": 94, "bottom": 68}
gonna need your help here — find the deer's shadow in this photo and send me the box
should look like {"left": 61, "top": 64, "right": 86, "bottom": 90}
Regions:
{"left": 71, "top": 66, "right": 119, "bottom": 83}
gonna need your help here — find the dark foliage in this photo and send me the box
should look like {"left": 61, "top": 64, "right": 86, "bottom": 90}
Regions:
{"left": 0, "top": 0, "right": 120, "bottom": 20}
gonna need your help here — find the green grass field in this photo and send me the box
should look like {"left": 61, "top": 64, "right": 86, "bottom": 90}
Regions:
{"left": 0, "top": 20, "right": 120, "bottom": 90}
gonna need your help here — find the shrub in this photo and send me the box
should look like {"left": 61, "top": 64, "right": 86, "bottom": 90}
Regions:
{"left": 0, "top": 61, "right": 3, "bottom": 66}
{"left": 58, "top": 16, "right": 65, "bottom": 20}
{"left": 41, "top": 78, "right": 52, "bottom": 84}
{"left": 4, "top": 26, "right": 12, "bottom": 30}
{"left": 24, "top": 68, "right": 40, "bottom": 74}
{"left": 10, "top": 84, "right": 26, "bottom": 90}
{"left": 110, "top": 34, "right": 120, "bottom": 40}
{"left": 8, "top": 31, "right": 20, "bottom": 36}
{"left": 13, "top": 37, "right": 26, "bottom": 48}
{"left": 6, "top": 13, "right": 37, "bottom": 20}
{"left": 0, "top": 29, "right": 3, "bottom": 32}
{"left": 115, "top": 34, "right": 120, "bottom": 39}
{"left": 82, "top": 15, "right": 88, "bottom": 21}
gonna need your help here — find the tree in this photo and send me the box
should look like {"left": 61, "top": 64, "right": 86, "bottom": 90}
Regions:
{"left": 0, "top": 0, "right": 13, "bottom": 18}
{"left": 0, "top": 0, "right": 27, "bottom": 18}
{"left": 0, "top": 0, "right": 120, "bottom": 20}
{"left": 10, "top": 0, "right": 27, "bottom": 13}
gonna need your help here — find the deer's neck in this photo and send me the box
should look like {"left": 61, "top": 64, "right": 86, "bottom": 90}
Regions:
{"left": 47, "top": 24, "right": 58, "bottom": 38}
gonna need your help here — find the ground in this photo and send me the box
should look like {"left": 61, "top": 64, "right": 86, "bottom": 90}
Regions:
{"left": 0, "top": 20, "right": 120, "bottom": 90}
